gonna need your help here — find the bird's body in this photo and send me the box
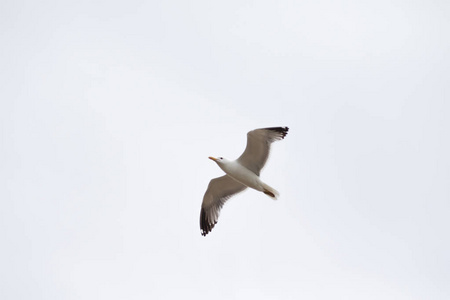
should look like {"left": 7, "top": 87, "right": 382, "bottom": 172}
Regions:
{"left": 200, "top": 127, "right": 289, "bottom": 236}
{"left": 212, "top": 158, "right": 274, "bottom": 195}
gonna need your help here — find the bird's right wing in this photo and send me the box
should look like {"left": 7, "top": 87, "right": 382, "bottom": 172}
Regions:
{"left": 200, "top": 175, "right": 247, "bottom": 236}
{"left": 237, "top": 127, "right": 289, "bottom": 176}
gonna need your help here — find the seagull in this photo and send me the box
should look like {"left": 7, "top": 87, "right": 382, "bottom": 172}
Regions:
{"left": 200, "top": 126, "right": 289, "bottom": 236}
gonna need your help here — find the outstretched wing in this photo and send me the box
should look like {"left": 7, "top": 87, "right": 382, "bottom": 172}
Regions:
{"left": 200, "top": 175, "right": 247, "bottom": 236}
{"left": 237, "top": 127, "right": 289, "bottom": 176}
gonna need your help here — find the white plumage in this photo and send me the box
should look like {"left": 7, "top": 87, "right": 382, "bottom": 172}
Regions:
{"left": 200, "top": 127, "right": 289, "bottom": 236}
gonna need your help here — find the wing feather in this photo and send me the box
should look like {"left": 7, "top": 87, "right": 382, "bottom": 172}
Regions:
{"left": 237, "top": 127, "right": 289, "bottom": 175}
{"left": 200, "top": 175, "right": 247, "bottom": 236}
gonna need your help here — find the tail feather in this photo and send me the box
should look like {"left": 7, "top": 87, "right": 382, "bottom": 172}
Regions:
{"left": 262, "top": 183, "right": 279, "bottom": 200}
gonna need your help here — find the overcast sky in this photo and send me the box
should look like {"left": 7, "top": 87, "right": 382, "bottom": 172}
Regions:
{"left": 1, "top": 0, "right": 449, "bottom": 299}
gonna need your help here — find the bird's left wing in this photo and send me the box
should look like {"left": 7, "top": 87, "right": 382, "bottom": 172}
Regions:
{"left": 200, "top": 175, "right": 247, "bottom": 236}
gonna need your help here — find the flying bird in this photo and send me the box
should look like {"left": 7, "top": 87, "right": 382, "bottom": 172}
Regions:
{"left": 200, "top": 126, "right": 289, "bottom": 236}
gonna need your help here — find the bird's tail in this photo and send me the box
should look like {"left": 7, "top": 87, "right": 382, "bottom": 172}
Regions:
{"left": 262, "top": 183, "right": 279, "bottom": 200}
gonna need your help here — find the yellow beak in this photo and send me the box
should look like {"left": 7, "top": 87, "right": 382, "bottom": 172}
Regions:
{"left": 209, "top": 156, "right": 218, "bottom": 161}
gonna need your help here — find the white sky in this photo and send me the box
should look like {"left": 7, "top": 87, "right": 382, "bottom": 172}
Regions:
{"left": 1, "top": 0, "right": 449, "bottom": 299}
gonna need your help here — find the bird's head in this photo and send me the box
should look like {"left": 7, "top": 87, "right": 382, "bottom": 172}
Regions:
{"left": 208, "top": 156, "right": 225, "bottom": 164}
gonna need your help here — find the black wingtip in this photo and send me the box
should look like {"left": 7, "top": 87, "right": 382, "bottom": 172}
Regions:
{"left": 266, "top": 126, "right": 289, "bottom": 139}
{"left": 200, "top": 208, "right": 216, "bottom": 237}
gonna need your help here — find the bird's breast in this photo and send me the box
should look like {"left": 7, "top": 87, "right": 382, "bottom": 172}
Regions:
{"left": 220, "top": 162, "right": 262, "bottom": 191}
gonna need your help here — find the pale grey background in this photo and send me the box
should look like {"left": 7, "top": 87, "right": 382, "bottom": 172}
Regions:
{"left": 1, "top": 0, "right": 449, "bottom": 299}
